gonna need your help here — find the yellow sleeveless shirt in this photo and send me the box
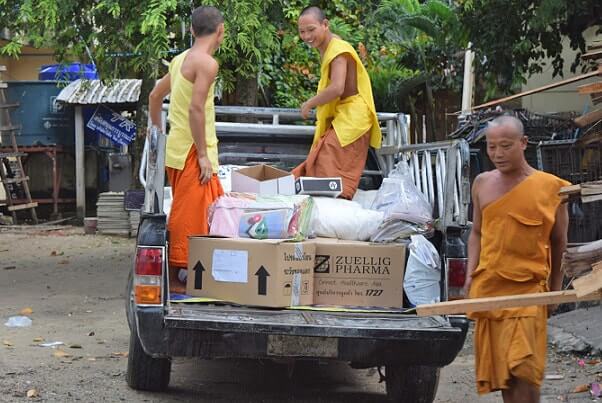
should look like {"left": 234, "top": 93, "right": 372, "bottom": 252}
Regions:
{"left": 165, "top": 50, "right": 219, "bottom": 171}
{"left": 314, "top": 38, "right": 382, "bottom": 149}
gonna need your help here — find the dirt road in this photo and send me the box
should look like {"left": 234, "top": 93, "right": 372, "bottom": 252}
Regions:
{"left": 0, "top": 228, "right": 599, "bottom": 402}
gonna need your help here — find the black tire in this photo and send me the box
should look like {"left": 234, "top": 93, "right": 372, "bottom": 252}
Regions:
{"left": 126, "top": 328, "right": 171, "bottom": 391}
{"left": 385, "top": 365, "right": 440, "bottom": 403}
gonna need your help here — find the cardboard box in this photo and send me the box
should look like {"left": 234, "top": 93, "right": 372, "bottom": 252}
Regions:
{"left": 187, "top": 237, "right": 314, "bottom": 307}
{"left": 231, "top": 165, "right": 295, "bottom": 195}
{"left": 295, "top": 177, "right": 342, "bottom": 197}
{"left": 312, "top": 239, "right": 406, "bottom": 308}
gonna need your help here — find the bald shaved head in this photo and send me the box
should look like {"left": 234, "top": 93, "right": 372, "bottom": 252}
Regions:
{"left": 300, "top": 6, "right": 326, "bottom": 22}
{"left": 485, "top": 115, "right": 529, "bottom": 173}
{"left": 486, "top": 115, "right": 524, "bottom": 138}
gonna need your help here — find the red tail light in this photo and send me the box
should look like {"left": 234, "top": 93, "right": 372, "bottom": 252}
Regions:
{"left": 136, "top": 248, "right": 163, "bottom": 276}
{"left": 447, "top": 258, "right": 467, "bottom": 287}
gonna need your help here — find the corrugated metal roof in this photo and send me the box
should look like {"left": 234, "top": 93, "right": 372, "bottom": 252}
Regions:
{"left": 56, "top": 79, "right": 142, "bottom": 105}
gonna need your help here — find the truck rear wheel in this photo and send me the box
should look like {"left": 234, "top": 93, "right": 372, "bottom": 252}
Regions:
{"left": 385, "top": 365, "right": 440, "bottom": 403}
{"left": 126, "top": 329, "right": 171, "bottom": 391}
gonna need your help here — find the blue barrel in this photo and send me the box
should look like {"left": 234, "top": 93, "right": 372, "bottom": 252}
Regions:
{"left": 5, "top": 81, "right": 75, "bottom": 146}
{"left": 38, "top": 63, "right": 99, "bottom": 81}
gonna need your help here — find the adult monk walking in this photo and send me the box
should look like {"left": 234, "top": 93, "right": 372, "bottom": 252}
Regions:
{"left": 464, "top": 115, "right": 570, "bottom": 402}
{"left": 293, "top": 6, "right": 382, "bottom": 200}
{"left": 148, "top": 6, "right": 225, "bottom": 293}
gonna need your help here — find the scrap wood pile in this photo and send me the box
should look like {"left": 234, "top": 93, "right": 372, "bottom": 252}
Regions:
{"left": 559, "top": 181, "right": 602, "bottom": 204}
{"left": 562, "top": 239, "right": 602, "bottom": 278}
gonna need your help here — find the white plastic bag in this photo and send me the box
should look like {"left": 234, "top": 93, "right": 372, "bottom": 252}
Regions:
{"left": 403, "top": 235, "right": 441, "bottom": 306}
{"left": 372, "top": 161, "right": 432, "bottom": 225}
{"left": 352, "top": 189, "right": 379, "bottom": 210}
{"left": 311, "top": 198, "right": 384, "bottom": 241}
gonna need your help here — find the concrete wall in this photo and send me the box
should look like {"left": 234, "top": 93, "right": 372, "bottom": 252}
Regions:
{"left": 0, "top": 41, "right": 57, "bottom": 80}
{"left": 521, "top": 27, "right": 601, "bottom": 113}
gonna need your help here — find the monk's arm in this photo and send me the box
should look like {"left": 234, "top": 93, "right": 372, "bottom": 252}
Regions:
{"left": 189, "top": 57, "right": 218, "bottom": 183}
{"left": 305, "top": 55, "right": 347, "bottom": 109}
{"left": 464, "top": 175, "right": 483, "bottom": 296}
{"left": 148, "top": 74, "right": 171, "bottom": 129}
{"left": 549, "top": 203, "right": 568, "bottom": 292}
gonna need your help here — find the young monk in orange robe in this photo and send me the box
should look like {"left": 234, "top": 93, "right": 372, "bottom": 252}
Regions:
{"left": 148, "top": 6, "right": 225, "bottom": 293}
{"left": 464, "top": 116, "right": 570, "bottom": 402}
{"left": 293, "top": 6, "right": 382, "bottom": 200}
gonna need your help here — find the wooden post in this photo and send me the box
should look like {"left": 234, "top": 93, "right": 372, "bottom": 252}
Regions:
{"left": 74, "top": 105, "right": 85, "bottom": 221}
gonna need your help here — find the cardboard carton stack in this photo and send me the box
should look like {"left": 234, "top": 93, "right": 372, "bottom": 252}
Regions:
{"left": 185, "top": 164, "right": 407, "bottom": 309}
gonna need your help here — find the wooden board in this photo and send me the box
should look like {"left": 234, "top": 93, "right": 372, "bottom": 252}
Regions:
{"left": 472, "top": 67, "right": 602, "bottom": 111}
{"left": 559, "top": 184, "right": 582, "bottom": 196}
{"left": 416, "top": 290, "right": 602, "bottom": 316}
{"left": 582, "top": 50, "right": 602, "bottom": 61}
{"left": 573, "top": 269, "right": 602, "bottom": 297}
{"left": 574, "top": 108, "right": 602, "bottom": 128}
{"left": 578, "top": 81, "right": 602, "bottom": 95}
{"left": 582, "top": 194, "right": 602, "bottom": 203}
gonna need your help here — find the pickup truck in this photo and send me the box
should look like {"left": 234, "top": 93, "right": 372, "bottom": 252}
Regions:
{"left": 126, "top": 107, "right": 471, "bottom": 402}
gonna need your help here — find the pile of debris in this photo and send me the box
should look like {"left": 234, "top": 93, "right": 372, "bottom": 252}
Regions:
{"left": 96, "top": 192, "right": 130, "bottom": 236}
{"left": 562, "top": 239, "right": 602, "bottom": 278}
{"left": 560, "top": 181, "right": 602, "bottom": 204}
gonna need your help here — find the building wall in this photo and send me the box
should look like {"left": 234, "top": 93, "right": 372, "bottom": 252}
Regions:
{"left": 521, "top": 27, "right": 601, "bottom": 113}
{"left": 0, "top": 41, "right": 57, "bottom": 80}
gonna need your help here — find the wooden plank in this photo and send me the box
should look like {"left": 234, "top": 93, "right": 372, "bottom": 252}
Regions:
{"left": 472, "top": 67, "right": 602, "bottom": 111}
{"left": 582, "top": 50, "right": 602, "bottom": 60}
{"left": 588, "top": 44, "right": 602, "bottom": 52}
{"left": 582, "top": 194, "right": 602, "bottom": 203}
{"left": 577, "top": 81, "right": 602, "bottom": 95}
{"left": 1, "top": 176, "right": 29, "bottom": 184}
{"left": 0, "top": 103, "right": 19, "bottom": 110}
{"left": 0, "top": 83, "right": 7, "bottom": 89}
{"left": 581, "top": 182, "right": 602, "bottom": 195}
{"left": 0, "top": 65, "right": 7, "bottom": 72}
{"left": 573, "top": 269, "right": 602, "bottom": 297}
{"left": 416, "top": 290, "right": 602, "bottom": 316}
{"left": 559, "top": 184, "right": 581, "bottom": 196}
{"left": 8, "top": 202, "right": 38, "bottom": 211}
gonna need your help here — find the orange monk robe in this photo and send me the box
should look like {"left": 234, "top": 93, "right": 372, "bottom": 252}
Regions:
{"left": 292, "top": 38, "right": 382, "bottom": 200}
{"left": 468, "top": 171, "right": 570, "bottom": 395}
{"left": 166, "top": 147, "right": 223, "bottom": 268}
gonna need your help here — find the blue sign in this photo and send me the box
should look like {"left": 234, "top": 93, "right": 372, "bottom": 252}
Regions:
{"left": 86, "top": 105, "right": 136, "bottom": 146}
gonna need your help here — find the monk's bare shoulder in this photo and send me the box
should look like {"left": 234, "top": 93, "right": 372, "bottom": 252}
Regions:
{"left": 473, "top": 170, "right": 496, "bottom": 190}
{"left": 189, "top": 51, "right": 218, "bottom": 74}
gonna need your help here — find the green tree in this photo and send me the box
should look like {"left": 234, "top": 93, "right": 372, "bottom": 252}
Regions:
{"left": 459, "top": 0, "right": 602, "bottom": 97}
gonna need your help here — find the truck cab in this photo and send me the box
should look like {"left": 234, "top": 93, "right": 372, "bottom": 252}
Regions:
{"left": 126, "top": 107, "right": 470, "bottom": 402}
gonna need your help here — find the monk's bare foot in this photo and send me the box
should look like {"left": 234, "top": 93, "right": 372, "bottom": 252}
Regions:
{"left": 169, "top": 267, "right": 187, "bottom": 294}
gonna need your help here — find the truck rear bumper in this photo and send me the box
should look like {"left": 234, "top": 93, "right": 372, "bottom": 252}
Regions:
{"left": 136, "top": 305, "right": 469, "bottom": 367}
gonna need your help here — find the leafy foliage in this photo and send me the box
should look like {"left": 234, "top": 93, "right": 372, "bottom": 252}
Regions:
{"left": 459, "top": 0, "right": 602, "bottom": 95}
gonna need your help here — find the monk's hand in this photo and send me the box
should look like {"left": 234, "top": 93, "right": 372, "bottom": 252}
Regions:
{"left": 197, "top": 155, "right": 213, "bottom": 185}
{"left": 300, "top": 101, "right": 312, "bottom": 120}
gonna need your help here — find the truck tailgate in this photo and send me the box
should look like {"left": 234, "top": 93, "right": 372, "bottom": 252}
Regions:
{"left": 161, "top": 305, "right": 466, "bottom": 366}
{"left": 166, "top": 305, "right": 456, "bottom": 339}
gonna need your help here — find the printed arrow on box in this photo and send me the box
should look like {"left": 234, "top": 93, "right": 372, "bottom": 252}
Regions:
{"left": 255, "top": 266, "right": 270, "bottom": 296}
{"left": 193, "top": 261, "right": 205, "bottom": 290}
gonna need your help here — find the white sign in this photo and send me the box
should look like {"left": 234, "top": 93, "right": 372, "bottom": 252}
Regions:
{"left": 212, "top": 249, "right": 248, "bottom": 283}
